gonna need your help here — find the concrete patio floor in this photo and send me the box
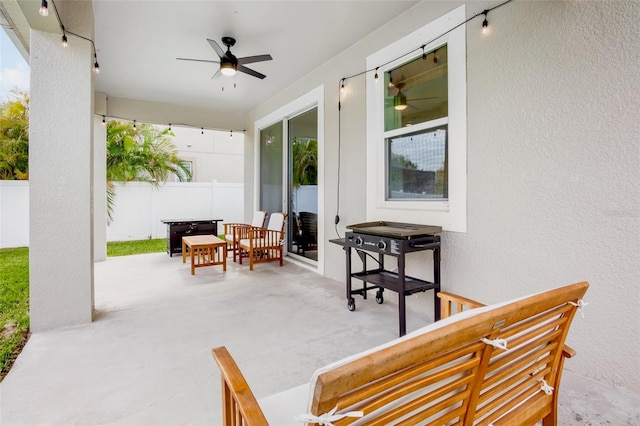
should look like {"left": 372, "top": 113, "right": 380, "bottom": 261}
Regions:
{"left": 1, "top": 253, "right": 638, "bottom": 425}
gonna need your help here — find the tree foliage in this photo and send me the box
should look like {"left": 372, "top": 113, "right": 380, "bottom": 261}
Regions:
{"left": 291, "top": 138, "right": 317, "bottom": 187}
{"left": 0, "top": 92, "right": 29, "bottom": 180}
{"left": 106, "top": 120, "right": 191, "bottom": 222}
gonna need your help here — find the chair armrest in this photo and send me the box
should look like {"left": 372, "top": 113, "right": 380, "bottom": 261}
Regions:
{"left": 562, "top": 344, "right": 576, "bottom": 359}
{"left": 224, "top": 223, "right": 248, "bottom": 234}
{"left": 437, "top": 292, "right": 485, "bottom": 319}
{"left": 212, "top": 347, "right": 268, "bottom": 426}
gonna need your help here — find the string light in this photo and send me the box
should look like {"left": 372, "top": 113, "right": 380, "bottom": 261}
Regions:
{"left": 337, "top": 0, "right": 510, "bottom": 96}
{"left": 97, "top": 114, "right": 241, "bottom": 137}
{"left": 482, "top": 10, "right": 489, "bottom": 34}
{"left": 340, "top": 79, "right": 345, "bottom": 93}
{"left": 39, "top": 0, "right": 48, "bottom": 16}
{"left": 374, "top": 67, "right": 379, "bottom": 82}
{"left": 41, "top": 0, "right": 102, "bottom": 74}
{"left": 101, "top": 115, "right": 106, "bottom": 126}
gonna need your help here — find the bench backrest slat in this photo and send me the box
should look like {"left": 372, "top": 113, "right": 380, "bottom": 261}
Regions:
{"left": 310, "top": 281, "right": 588, "bottom": 426}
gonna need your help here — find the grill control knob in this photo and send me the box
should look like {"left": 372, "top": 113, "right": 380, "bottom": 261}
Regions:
{"left": 378, "top": 240, "right": 387, "bottom": 251}
{"left": 355, "top": 236, "right": 363, "bottom": 246}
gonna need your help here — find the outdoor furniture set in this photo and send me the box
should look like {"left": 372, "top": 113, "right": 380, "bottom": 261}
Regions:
{"left": 212, "top": 281, "right": 589, "bottom": 425}
{"left": 224, "top": 211, "right": 288, "bottom": 271}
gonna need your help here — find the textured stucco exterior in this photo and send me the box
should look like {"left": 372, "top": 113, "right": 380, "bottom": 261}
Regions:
{"left": 29, "top": 30, "right": 95, "bottom": 330}
{"left": 247, "top": 0, "right": 640, "bottom": 393}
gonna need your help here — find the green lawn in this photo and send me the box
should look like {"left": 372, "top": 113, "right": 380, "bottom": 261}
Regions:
{"left": 0, "top": 247, "right": 29, "bottom": 381}
{"left": 107, "top": 238, "right": 166, "bottom": 257}
{"left": 0, "top": 238, "right": 166, "bottom": 381}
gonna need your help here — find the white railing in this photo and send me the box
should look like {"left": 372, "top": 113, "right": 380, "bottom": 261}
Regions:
{"left": 0, "top": 180, "right": 244, "bottom": 248}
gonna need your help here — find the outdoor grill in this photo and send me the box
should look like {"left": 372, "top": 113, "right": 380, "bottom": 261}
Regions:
{"left": 338, "top": 221, "right": 442, "bottom": 337}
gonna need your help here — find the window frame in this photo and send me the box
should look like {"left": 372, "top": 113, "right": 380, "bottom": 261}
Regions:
{"left": 366, "top": 4, "right": 467, "bottom": 232}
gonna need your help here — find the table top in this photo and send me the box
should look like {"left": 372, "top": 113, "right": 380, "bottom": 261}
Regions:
{"left": 182, "top": 235, "right": 224, "bottom": 245}
{"left": 161, "top": 219, "right": 223, "bottom": 224}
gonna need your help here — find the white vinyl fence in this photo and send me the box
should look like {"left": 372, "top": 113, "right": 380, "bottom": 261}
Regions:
{"left": 0, "top": 181, "right": 244, "bottom": 248}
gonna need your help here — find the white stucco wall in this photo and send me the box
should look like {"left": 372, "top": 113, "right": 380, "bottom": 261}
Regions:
{"left": 246, "top": 0, "right": 640, "bottom": 393}
{"left": 29, "top": 30, "right": 95, "bottom": 330}
{"left": 169, "top": 126, "right": 244, "bottom": 183}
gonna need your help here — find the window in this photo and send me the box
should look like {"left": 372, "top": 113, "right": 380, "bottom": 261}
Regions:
{"left": 387, "top": 126, "right": 447, "bottom": 200}
{"left": 384, "top": 44, "right": 448, "bottom": 201}
{"left": 366, "top": 5, "right": 466, "bottom": 232}
{"left": 175, "top": 160, "right": 192, "bottom": 182}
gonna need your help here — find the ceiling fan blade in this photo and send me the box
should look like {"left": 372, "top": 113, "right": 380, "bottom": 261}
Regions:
{"left": 238, "top": 65, "right": 266, "bottom": 80}
{"left": 207, "top": 39, "right": 225, "bottom": 58}
{"left": 211, "top": 68, "right": 221, "bottom": 80}
{"left": 408, "top": 96, "right": 438, "bottom": 101}
{"left": 237, "top": 54, "right": 273, "bottom": 65}
{"left": 176, "top": 57, "right": 220, "bottom": 64}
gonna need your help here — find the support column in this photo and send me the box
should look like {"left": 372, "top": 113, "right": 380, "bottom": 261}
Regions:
{"left": 94, "top": 92, "right": 107, "bottom": 262}
{"left": 29, "top": 30, "right": 94, "bottom": 330}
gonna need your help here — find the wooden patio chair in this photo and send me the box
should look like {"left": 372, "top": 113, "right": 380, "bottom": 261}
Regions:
{"left": 224, "top": 211, "right": 267, "bottom": 262}
{"left": 238, "top": 212, "right": 287, "bottom": 271}
{"left": 298, "top": 211, "right": 317, "bottom": 253}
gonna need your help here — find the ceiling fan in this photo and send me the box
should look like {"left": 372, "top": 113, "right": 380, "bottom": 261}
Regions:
{"left": 392, "top": 83, "right": 438, "bottom": 111}
{"left": 177, "top": 36, "right": 273, "bottom": 80}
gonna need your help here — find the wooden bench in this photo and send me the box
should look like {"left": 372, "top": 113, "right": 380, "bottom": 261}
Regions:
{"left": 212, "top": 281, "right": 589, "bottom": 425}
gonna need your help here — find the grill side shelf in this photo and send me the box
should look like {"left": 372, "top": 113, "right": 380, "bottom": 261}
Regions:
{"left": 351, "top": 270, "right": 437, "bottom": 295}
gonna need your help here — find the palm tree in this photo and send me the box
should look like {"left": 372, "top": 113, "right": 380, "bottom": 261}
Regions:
{"left": 291, "top": 138, "right": 317, "bottom": 186}
{"left": 106, "top": 120, "right": 192, "bottom": 222}
{"left": 0, "top": 91, "right": 29, "bottom": 180}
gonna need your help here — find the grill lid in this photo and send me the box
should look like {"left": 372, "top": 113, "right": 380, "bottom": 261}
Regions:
{"left": 346, "top": 221, "right": 442, "bottom": 238}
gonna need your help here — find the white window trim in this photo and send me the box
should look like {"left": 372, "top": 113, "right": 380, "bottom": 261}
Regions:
{"left": 366, "top": 5, "right": 467, "bottom": 232}
{"left": 253, "top": 85, "right": 325, "bottom": 273}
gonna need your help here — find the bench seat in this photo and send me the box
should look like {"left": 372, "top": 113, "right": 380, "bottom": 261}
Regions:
{"left": 213, "top": 282, "right": 589, "bottom": 425}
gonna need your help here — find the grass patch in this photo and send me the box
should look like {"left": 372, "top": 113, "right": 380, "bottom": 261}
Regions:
{"left": 0, "top": 238, "right": 166, "bottom": 381}
{"left": 0, "top": 247, "right": 29, "bottom": 381}
{"left": 107, "top": 238, "right": 166, "bottom": 257}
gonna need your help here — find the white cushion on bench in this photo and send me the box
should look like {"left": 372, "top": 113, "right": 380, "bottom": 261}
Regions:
{"left": 259, "top": 383, "right": 309, "bottom": 425}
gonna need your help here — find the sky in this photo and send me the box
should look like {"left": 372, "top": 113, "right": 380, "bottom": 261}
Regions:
{"left": 0, "top": 28, "right": 30, "bottom": 102}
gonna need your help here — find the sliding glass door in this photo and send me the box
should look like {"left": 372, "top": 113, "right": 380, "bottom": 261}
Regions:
{"left": 259, "top": 122, "right": 283, "bottom": 214}
{"left": 288, "top": 108, "right": 318, "bottom": 262}
{"left": 257, "top": 108, "right": 318, "bottom": 264}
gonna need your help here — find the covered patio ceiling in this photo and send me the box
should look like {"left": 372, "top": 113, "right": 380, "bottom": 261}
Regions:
{"left": 2, "top": 0, "right": 419, "bottom": 114}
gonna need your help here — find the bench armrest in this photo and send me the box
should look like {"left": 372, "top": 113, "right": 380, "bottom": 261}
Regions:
{"left": 437, "top": 291, "right": 485, "bottom": 318}
{"left": 212, "top": 347, "right": 268, "bottom": 426}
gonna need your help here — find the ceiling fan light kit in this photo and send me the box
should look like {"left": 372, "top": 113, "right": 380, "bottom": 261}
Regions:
{"left": 177, "top": 36, "right": 272, "bottom": 80}
{"left": 394, "top": 90, "right": 408, "bottom": 110}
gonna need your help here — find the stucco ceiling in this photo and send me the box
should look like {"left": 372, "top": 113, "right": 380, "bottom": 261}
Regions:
{"left": 92, "top": 1, "right": 419, "bottom": 114}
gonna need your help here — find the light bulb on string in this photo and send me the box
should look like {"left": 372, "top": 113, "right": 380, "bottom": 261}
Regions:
{"left": 433, "top": 48, "right": 438, "bottom": 64}
{"left": 133, "top": 120, "right": 136, "bottom": 129}
{"left": 101, "top": 116, "right": 106, "bottom": 126}
{"left": 39, "top": 0, "right": 48, "bottom": 16}
{"left": 168, "top": 123, "right": 172, "bottom": 131}
{"left": 374, "top": 67, "right": 379, "bottom": 82}
{"left": 482, "top": 10, "right": 489, "bottom": 35}
{"left": 201, "top": 127, "right": 204, "bottom": 135}
{"left": 61, "top": 33, "right": 68, "bottom": 47}
{"left": 422, "top": 45, "right": 426, "bottom": 60}
{"left": 230, "top": 130, "right": 233, "bottom": 139}
{"left": 340, "top": 79, "right": 345, "bottom": 94}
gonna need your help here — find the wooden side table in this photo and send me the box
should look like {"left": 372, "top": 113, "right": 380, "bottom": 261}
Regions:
{"left": 182, "top": 235, "right": 227, "bottom": 275}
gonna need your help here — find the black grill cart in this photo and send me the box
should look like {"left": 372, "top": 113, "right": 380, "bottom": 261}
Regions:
{"left": 332, "top": 221, "right": 442, "bottom": 337}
